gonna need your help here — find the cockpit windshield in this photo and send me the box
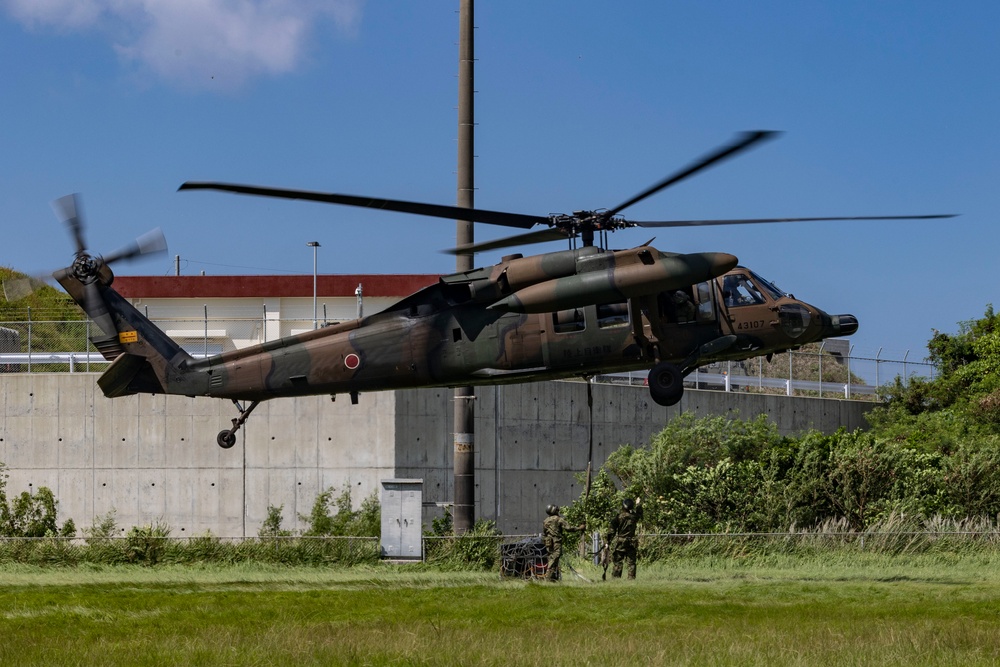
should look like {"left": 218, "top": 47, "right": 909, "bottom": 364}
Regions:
{"left": 747, "top": 270, "right": 787, "bottom": 300}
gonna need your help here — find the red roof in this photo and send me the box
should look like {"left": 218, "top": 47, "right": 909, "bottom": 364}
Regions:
{"left": 111, "top": 275, "right": 439, "bottom": 299}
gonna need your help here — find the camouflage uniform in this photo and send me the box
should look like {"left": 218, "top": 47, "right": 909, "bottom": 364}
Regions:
{"left": 542, "top": 507, "right": 575, "bottom": 581}
{"left": 607, "top": 499, "right": 642, "bottom": 579}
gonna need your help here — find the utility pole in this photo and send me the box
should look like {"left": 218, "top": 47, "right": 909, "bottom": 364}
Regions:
{"left": 453, "top": 0, "right": 475, "bottom": 534}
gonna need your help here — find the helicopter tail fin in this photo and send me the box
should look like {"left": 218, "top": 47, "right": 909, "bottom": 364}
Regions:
{"left": 55, "top": 267, "right": 199, "bottom": 398}
{"left": 47, "top": 193, "right": 206, "bottom": 399}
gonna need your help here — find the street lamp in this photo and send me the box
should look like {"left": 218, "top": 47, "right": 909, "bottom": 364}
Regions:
{"left": 307, "top": 241, "right": 320, "bottom": 329}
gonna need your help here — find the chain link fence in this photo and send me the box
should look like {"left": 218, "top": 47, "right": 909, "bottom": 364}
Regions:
{"left": 596, "top": 347, "right": 936, "bottom": 400}
{"left": 4, "top": 526, "right": 1000, "bottom": 568}
{"left": 0, "top": 535, "right": 379, "bottom": 566}
{"left": 0, "top": 317, "right": 935, "bottom": 398}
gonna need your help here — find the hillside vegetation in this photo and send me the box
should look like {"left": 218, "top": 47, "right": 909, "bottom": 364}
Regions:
{"left": 0, "top": 266, "right": 83, "bottom": 322}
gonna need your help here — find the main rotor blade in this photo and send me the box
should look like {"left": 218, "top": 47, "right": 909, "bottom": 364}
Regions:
{"left": 443, "top": 228, "right": 571, "bottom": 255}
{"left": 632, "top": 214, "right": 957, "bottom": 229}
{"left": 607, "top": 131, "right": 780, "bottom": 217}
{"left": 102, "top": 228, "right": 168, "bottom": 264}
{"left": 179, "top": 182, "right": 546, "bottom": 230}
{"left": 52, "top": 193, "right": 87, "bottom": 254}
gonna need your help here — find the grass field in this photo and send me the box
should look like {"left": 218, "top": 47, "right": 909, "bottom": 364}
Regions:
{"left": 3, "top": 553, "right": 1000, "bottom": 666}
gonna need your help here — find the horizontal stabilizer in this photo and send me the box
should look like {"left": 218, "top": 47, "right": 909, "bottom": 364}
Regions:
{"left": 97, "top": 353, "right": 165, "bottom": 398}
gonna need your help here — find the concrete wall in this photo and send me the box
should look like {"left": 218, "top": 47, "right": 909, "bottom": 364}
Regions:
{"left": 0, "top": 373, "right": 872, "bottom": 537}
{"left": 394, "top": 381, "right": 871, "bottom": 534}
{"left": 0, "top": 374, "right": 397, "bottom": 537}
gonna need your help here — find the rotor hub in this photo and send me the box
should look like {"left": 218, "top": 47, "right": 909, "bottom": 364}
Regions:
{"left": 72, "top": 253, "right": 101, "bottom": 284}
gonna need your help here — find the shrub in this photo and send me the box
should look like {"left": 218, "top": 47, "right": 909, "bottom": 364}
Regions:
{"left": 300, "top": 487, "right": 380, "bottom": 537}
{"left": 125, "top": 523, "right": 171, "bottom": 565}
{"left": 424, "top": 519, "right": 502, "bottom": 569}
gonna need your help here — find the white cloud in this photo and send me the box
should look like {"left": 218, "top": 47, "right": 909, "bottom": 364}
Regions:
{"left": 4, "top": 0, "right": 108, "bottom": 29}
{"left": 2, "top": 0, "right": 365, "bottom": 89}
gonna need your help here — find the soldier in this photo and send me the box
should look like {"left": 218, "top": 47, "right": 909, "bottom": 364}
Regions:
{"left": 542, "top": 504, "right": 582, "bottom": 581}
{"left": 606, "top": 497, "right": 642, "bottom": 579}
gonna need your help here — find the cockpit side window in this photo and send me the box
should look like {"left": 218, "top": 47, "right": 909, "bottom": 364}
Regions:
{"left": 722, "top": 274, "right": 767, "bottom": 308}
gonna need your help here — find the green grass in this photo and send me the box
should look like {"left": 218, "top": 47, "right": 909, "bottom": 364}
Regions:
{"left": 2, "top": 555, "right": 1000, "bottom": 666}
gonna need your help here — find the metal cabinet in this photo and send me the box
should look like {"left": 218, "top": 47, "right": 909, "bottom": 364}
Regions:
{"left": 380, "top": 479, "right": 422, "bottom": 560}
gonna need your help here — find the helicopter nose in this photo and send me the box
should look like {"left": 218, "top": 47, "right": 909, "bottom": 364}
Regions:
{"left": 827, "top": 314, "right": 859, "bottom": 337}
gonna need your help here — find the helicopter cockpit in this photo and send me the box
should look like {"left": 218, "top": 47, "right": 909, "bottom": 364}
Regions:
{"left": 715, "top": 266, "right": 859, "bottom": 344}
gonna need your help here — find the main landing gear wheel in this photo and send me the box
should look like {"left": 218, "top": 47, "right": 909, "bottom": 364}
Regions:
{"left": 647, "top": 362, "right": 684, "bottom": 407}
{"left": 216, "top": 399, "right": 261, "bottom": 449}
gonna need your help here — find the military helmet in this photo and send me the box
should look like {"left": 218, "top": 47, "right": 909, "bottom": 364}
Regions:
{"left": 546, "top": 504, "right": 559, "bottom": 516}
{"left": 622, "top": 498, "right": 635, "bottom": 511}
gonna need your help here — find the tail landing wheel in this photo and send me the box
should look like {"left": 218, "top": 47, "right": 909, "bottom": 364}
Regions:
{"left": 648, "top": 362, "right": 684, "bottom": 407}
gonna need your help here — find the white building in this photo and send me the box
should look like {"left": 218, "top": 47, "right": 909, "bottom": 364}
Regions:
{"left": 113, "top": 273, "right": 439, "bottom": 355}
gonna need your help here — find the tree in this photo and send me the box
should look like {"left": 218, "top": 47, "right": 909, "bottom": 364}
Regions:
{"left": 874, "top": 305, "right": 1000, "bottom": 435}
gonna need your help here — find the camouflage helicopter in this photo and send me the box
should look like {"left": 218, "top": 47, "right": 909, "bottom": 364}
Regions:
{"left": 52, "top": 131, "right": 950, "bottom": 448}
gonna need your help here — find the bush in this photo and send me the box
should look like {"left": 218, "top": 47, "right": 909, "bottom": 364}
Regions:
{"left": 300, "top": 487, "right": 380, "bottom": 537}
{"left": 424, "top": 520, "right": 502, "bottom": 569}
{"left": 125, "top": 523, "right": 171, "bottom": 565}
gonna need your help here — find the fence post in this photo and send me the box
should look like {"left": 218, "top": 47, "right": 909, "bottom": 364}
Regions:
{"left": 818, "top": 340, "right": 825, "bottom": 397}
{"left": 204, "top": 304, "right": 209, "bottom": 359}
{"left": 875, "top": 347, "right": 883, "bottom": 391}
{"left": 27, "top": 306, "right": 32, "bottom": 373}
{"left": 846, "top": 344, "right": 853, "bottom": 399}
{"left": 788, "top": 349, "right": 793, "bottom": 395}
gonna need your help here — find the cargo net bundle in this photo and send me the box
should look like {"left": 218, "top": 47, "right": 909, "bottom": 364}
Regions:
{"left": 500, "top": 537, "right": 551, "bottom": 580}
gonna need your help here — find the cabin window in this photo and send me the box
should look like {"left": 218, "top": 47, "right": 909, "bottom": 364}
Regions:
{"left": 453, "top": 328, "right": 462, "bottom": 342}
{"left": 597, "top": 302, "right": 630, "bottom": 329}
{"left": 552, "top": 308, "right": 585, "bottom": 334}
{"left": 657, "top": 289, "right": 696, "bottom": 324}
{"left": 695, "top": 282, "right": 716, "bottom": 323}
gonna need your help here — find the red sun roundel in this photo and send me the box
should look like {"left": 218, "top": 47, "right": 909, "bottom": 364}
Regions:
{"left": 345, "top": 353, "right": 361, "bottom": 370}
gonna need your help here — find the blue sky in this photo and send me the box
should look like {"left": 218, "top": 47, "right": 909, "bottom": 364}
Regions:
{"left": 1, "top": 1, "right": 996, "bottom": 364}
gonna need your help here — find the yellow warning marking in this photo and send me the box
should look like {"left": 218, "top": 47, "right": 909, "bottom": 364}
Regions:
{"left": 119, "top": 331, "right": 138, "bottom": 344}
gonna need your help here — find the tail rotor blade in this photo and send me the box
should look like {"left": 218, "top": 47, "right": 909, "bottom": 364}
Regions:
{"left": 2, "top": 277, "right": 34, "bottom": 302}
{"left": 52, "top": 194, "right": 87, "bottom": 254}
{"left": 103, "top": 228, "right": 167, "bottom": 264}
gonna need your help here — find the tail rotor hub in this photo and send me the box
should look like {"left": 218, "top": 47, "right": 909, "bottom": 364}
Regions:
{"left": 72, "top": 253, "right": 101, "bottom": 284}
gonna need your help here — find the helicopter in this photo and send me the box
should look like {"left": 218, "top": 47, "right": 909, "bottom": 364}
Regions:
{"left": 52, "top": 131, "right": 952, "bottom": 448}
